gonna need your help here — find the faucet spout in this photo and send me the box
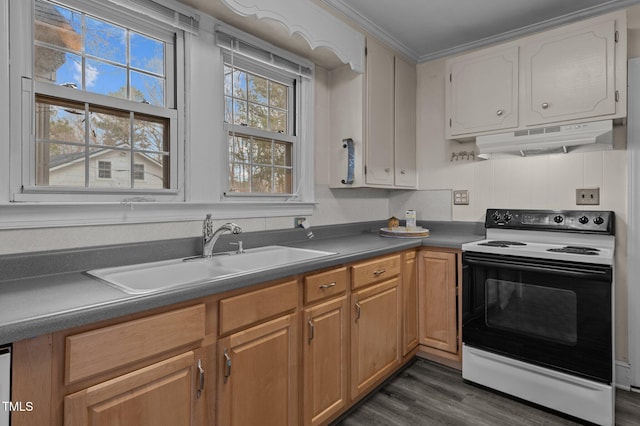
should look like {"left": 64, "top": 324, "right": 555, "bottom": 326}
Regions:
{"left": 203, "top": 216, "right": 242, "bottom": 258}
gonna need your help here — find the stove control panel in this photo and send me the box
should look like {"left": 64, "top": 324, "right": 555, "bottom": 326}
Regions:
{"left": 485, "top": 209, "right": 615, "bottom": 235}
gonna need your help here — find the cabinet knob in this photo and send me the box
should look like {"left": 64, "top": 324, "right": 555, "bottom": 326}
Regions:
{"left": 496, "top": 109, "right": 503, "bottom": 116}
{"left": 400, "top": 170, "right": 406, "bottom": 175}
{"left": 542, "top": 102, "right": 549, "bottom": 109}
{"left": 385, "top": 168, "right": 391, "bottom": 173}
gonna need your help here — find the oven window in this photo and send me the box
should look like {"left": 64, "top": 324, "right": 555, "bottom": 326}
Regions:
{"left": 485, "top": 279, "right": 577, "bottom": 345}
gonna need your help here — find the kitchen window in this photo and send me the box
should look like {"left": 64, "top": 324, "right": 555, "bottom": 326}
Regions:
{"left": 10, "top": 0, "right": 184, "bottom": 202}
{"left": 217, "top": 28, "right": 314, "bottom": 201}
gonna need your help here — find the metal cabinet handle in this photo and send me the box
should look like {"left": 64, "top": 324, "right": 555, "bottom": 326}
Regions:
{"left": 373, "top": 268, "right": 386, "bottom": 276}
{"left": 223, "top": 348, "right": 232, "bottom": 383}
{"left": 319, "top": 282, "right": 336, "bottom": 289}
{"left": 196, "top": 359, "right": 205, "bottom": 398}
{"left": 308, "top": 319, "right": 315, "bottom": 344}
{"left": 400, "top": 170, "right": 406, "bottom": 175}
{"left": 341, "top": 138, "right": 355, "bottom": 185}
{"left": 355, "top": 300, "right": 361, "bottom": 321}
{"left": 542, "top": 102, "right": 549, "bottom": 109}
{"left": 496, "top": 109, "right": 503, "bottom": 116}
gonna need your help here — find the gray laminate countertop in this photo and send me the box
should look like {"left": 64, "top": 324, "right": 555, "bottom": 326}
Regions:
{"left": 0, "top": 220, "right": 484, "bottom": 345}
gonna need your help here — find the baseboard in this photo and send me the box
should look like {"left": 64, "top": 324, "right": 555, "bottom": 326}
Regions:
{"left": 616, "top": 360, "right": 632, "bottom": 390}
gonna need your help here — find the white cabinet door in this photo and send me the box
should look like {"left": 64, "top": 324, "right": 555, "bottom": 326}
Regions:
{"left": 394, "top": 56, "right": 417, "bottom": 188}
{"left": 446, "top": 45, "right": 519, "bottom": 137}
{"left": 365, "top": 37, "right": 395, "bottom": 186}
{"left": 523, "top": 20, "right": 616, "bottom": 126}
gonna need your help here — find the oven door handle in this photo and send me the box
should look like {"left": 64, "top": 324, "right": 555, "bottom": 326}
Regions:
{"left": 463, "top": 257, "right": 612, "bottom": 280}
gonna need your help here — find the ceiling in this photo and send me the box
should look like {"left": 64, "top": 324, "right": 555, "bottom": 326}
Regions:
{"left": 178, "top": 0, "right": 640, "bottom": 66}
{"left": 322, "top": 0, "right": 640, "bottom": 62}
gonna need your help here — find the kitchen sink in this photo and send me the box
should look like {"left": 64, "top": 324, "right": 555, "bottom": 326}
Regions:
{"left": 87, "top": 245, "right": 336, "bottom": 294}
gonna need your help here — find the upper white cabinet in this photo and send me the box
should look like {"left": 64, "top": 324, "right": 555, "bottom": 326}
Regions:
{"left": 445, "top": 10, "right": 626, "bottom": 140}
{"left": 523, "top": 20, "right": 618, "bottom": 126}
{"left": 329, "top": 38, "right": 417, "bottom": 189}
{"left": 446, "top": 45, "right": 519, "bottom": 138}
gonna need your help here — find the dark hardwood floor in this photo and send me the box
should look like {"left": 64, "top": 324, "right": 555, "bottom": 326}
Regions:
{"left": 335, "top": 359, "right": 640, "bottom": 426}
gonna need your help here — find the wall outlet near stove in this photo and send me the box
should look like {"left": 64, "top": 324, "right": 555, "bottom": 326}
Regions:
{"left": 576, "top": 188, "right": 600, "bottom": 205}
{"left": 453, "top": 190, "right": 469, "bottom": 205}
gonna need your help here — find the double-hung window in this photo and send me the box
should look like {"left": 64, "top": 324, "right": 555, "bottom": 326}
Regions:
{"left": 12, "top": 0, "right": 186, "bottom": 201}
{"left": 217, "top": 28, "right": 314, "bottom": 202}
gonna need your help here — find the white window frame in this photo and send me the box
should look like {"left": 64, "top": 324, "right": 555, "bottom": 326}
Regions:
{"left": 9, "top": 0, "right": 184, "bottom": 203}
{"left": 216, "top": 24, "right": 315, "bottom": 207}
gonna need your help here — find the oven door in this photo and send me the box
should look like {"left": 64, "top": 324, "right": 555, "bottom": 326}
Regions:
{"left": 462, "top": 252, "right": 612, "bottom": 384}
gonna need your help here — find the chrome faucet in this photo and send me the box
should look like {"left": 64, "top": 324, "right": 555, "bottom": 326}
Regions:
{"left": 202, "top": 215, "right": 242, "bottom": 258}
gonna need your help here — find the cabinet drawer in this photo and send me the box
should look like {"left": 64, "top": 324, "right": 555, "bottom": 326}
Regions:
{"left": 65, "top": 304, "right": 205, "bottom": 384}
{"left": 219, "top": 280, "right": 297, "bottom": 335}
{"left": 304, "top": 267, "right": 348, "bottom": 304}
{"left": 352, "top": 254, "right": 401, "bottom": 289}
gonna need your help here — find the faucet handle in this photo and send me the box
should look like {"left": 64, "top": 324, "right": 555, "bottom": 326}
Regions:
{"left": 229, "top": 241, "right": 244, "bottom": 254}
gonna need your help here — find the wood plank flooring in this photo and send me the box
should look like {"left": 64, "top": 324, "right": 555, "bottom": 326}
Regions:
{"left": 334, "top": 359, "right": 640, "bottom": 426}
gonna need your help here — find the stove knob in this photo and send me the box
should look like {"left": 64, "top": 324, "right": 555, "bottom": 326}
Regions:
{"left": 491, "top": 211, "right": 502, "bottom": 222}
{"left": 503, "top": 212, "right": 512, "bottom": 222}
{"left": 579, "top": 216, "right": 589, "bottom": 224}
{"left": 594, "top": 216, "right": 605, "bottom": 225}
{"left": 554, "top": 215, "right": 564, "bottom": 224}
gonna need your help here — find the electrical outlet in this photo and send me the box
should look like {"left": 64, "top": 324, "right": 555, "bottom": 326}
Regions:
{"left": 576, "top": 188, "right": 600, "bottom": 205}
{"left": 294, "top": 217, "right": 306, "bottom": 228}
{"left": 453, "top": 190, "right": 469, "bottom": 205}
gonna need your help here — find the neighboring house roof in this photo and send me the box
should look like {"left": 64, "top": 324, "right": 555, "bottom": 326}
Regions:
{"left": 35, "top": 1, "right": 81, "bottom": 51}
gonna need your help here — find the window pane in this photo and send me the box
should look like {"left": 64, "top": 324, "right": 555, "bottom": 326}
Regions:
{"left": 233, "top": 70, "right": 247, "bottom": 99}
{"left": 89, "top": 106, "right": 130, "bottom": 147}
{"left": 229, "top": 134, "right": 251, "bottom": 163}
{"left": 248, "top": 103, "right": 268, "bottom": 130}
{"left": 273, "top": 142, "right": 292, "bottom": 166}
{"left": 91, "top": 150, "right": 131, "bottom": 188}
{"left": 274, "top": 167, "right": 292, "bottom": 193}
{"left": 269, "top": 82, "right": 287, "bottom": 109}
{"left": 133, "top": 163, "right": 144, "bottom": 180}
{"left": 133, "top": 115, "right": 168, "bottom": 152}
{"left": 224, "top": 97, "right": 233, "bottom": 124}
{"left": 85, "top": 59, "right": 127, "bottom": 98}
{"left": 248, "top": 74, "right": 268, "bottom": 105}
{"left": 224, "top": 67, "right": 233, "bottom": 97}
{"left": 36, "top": 97, "right": 85, "bottom": 144}
{"left": 85, "top": 16, "right": 126, "bottom": 64}
{"left": 134, "top": 153, "right": 168, "bottom": 189}
{"left": 251, "top": 166, "right": 272, "bottom": 192}
{"left": 251, "top": 139, "right": 272, "bottom": 165}
{"left": 131, "top": 71, "right": 164, "bottom": 107}
{"left": 36, "top": 142, "right": 85, "bottom": 186}
{"left": 233, "top": 100, "right": 247, "bottom": 126}
{"left": 34, "top": 46, "right": 82, "bottom": 86}
{"left": 229, "top": 163, "right": 250, "bottom": 192}
{"left": 130, "top": 32, "right": 164, "bottom": 75}
{"left": 35, "top": 1, "right": 81, "bottom": 52}
{"left": 269, "top": 109, "right": 287, "bottom": 133}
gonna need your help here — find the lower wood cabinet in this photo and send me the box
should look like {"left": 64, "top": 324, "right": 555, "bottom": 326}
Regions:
{"left": 302, "top": 296, "right": 349, "bottom": 426}
{"left": 418, "top": 250, "right": 459, "bottom": 357}
{"left": 350, "top": 278, "right": 401, "bottom": 400}
{"left": 217, "top": 314, "right": 298, "bottom": 426}
{"left": 64, "top": 351, "right": 199, "bottom": 426}
{"left": 402, "top": 250, "right": 419, "bottom": 356}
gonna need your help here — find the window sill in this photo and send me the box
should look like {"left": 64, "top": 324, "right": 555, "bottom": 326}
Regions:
{"left": 0, "top": 201, "right": 315, "bottom": 229}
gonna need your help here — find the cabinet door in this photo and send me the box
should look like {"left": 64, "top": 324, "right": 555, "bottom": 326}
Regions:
{"left": 402, "top": 251, "right": 419, "bottom": 356}
{"left": 64, "top": 352, "right": 197, "bottom": 426}
{"left": 365, "top": 37, "right": 395, "bottom": 186}
{"left": 351, "top": 278, "right": 401, "bottom": 399}
{"left": 418, "top": 251, "right": 457, "bottom": 354}
{"left": 303, "top": 296, "right": 348, "bottom": 426}
{"left": 523, "top": 20, "right": 616, "bottom": 126}
{"left": 447, "top": 45, "right": 519, "bottom": 137}
{"left": 394, "top": 56, "right": 417, "bottom": 188}
{"left": 218, "top": 314, "right": 297, "bottom": 426}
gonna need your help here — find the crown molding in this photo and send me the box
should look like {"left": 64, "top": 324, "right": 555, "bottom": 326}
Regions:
{"left": 218, "top": 0, "right": 365, "bottom": 72}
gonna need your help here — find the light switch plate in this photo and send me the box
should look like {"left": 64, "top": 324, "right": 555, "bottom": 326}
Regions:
{"left": 576, "top": 188, "right": 600, "bottom": 205}
{"left": 453, "top": 190, "right": 469, "bottom": 205}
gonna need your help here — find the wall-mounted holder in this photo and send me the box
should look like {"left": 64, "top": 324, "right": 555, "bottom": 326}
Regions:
{"left": 451, "top": 151, "right": 477, "bottom": 161}
{"left": 341, "top": 138, "right": 355, "bottom": 185}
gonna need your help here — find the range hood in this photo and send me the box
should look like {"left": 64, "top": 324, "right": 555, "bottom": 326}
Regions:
{"left": 476, "top": 120, "right": 613, "bottom": 158}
